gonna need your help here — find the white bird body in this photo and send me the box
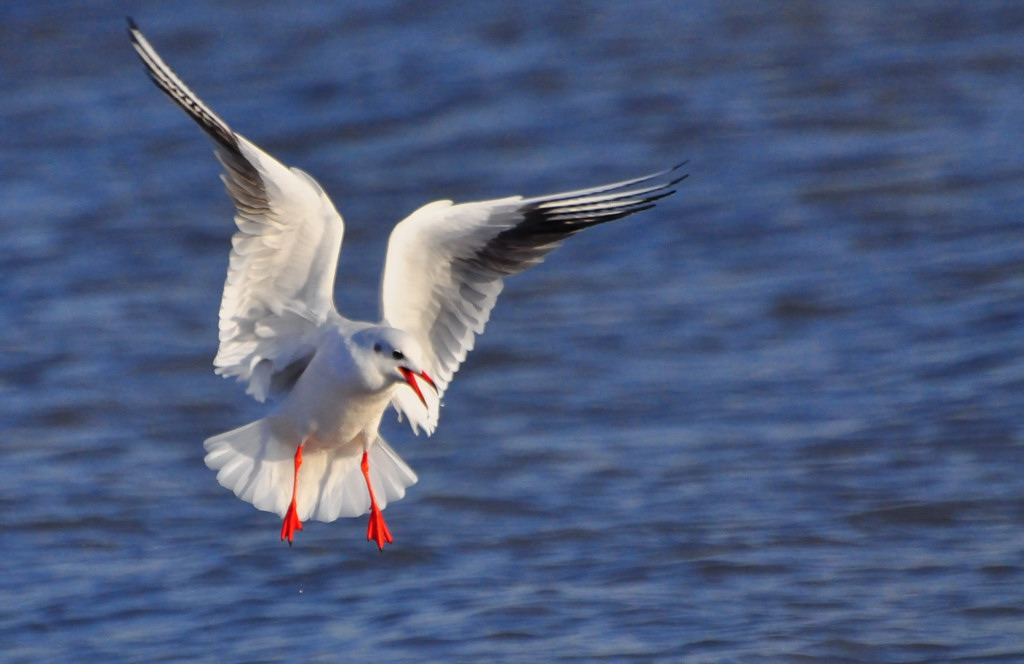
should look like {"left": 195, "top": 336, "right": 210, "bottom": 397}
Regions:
{"left": 129, "top": 19, "right": 685, "bottom": 548}
{"left": 203, "top": 322, "right": 428, "bottom": 544}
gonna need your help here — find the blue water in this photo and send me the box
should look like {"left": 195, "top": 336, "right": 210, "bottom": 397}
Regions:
{"left": 2, "top": 2, "right": 1024, "bottom": 662}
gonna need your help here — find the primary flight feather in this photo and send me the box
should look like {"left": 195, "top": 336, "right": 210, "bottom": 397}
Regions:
{"left": 128, "top": 18, "right": 685, "bottom": 549}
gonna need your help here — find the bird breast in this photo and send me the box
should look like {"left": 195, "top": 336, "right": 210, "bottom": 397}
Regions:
{"left": 272, "top": 347, "right": 394, "bottom": 451}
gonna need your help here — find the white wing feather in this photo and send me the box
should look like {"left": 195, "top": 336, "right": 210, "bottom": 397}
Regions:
{"left": 213, "top": 140, "right": 344, "bottom": 401}
{"left": 381, "top": 166, "right": 686, "bottom": 434}
{"left": 129, "top": 22, "right": 344, "bottom": 401}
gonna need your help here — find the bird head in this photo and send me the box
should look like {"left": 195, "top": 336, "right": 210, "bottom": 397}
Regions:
{"left": 353, "top": 327, "right": 437, "bottom": 407}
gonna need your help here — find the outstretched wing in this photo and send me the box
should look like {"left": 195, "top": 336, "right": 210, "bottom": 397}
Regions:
{"left": 381, "top": 164, "right": 686, "bottom": 434}
{"left": 129, "top": 19, "right": 345, "bottom": 401}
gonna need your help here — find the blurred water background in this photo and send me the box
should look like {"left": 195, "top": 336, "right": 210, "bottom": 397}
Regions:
{"left": 2, "top": 2, "right": 1024, "bottom": 662}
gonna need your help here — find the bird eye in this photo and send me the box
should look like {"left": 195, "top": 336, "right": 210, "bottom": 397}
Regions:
{"left": 373, "top": 343, "right": 382, "bottom": 353}
{"left": 392, "top": 350, "right": 404, "bottom": 360}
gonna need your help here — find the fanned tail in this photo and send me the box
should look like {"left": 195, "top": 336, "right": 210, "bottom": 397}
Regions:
{"left": 203, "top": 418, "right": 417, "bottom": 522}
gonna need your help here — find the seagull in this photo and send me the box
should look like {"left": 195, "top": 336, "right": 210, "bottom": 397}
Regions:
{"left": 128, "top": 18, "right": 686, "bottom": 550}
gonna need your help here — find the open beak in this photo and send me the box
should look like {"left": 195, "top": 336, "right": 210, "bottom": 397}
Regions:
{"left": 398, "top": 367, "right": 438, "bottom": 408}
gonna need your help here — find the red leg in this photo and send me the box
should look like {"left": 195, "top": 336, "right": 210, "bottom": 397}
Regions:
{"left": 281, "top": 444, "right": 304, "bottom": 545}
{"left": 362, "top": 450, "right": 393, "bottom": 551}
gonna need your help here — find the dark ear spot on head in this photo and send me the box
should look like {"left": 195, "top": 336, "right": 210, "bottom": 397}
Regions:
{"left": 373, "top": 343, "right": 382, "bottom": 353}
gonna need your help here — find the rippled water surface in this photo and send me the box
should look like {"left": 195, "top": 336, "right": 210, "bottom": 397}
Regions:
{"left": 3, "top": 2, "right": 1024, "bottom": 662}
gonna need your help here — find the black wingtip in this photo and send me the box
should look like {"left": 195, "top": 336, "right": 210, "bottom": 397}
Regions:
{"left": 126, "top": 17, "right": 145, "bottom": 51}
{"left": 659, "top": 161, "right": 689, "bottom": 189}
{"left": 667, "top": 161, "right": 689, "bottom": 181}
{"left": 668, "top": 172, "right": 689, "bottom": 187}
{"left": 126, "top": 16, "right": 140, "bottom": 37}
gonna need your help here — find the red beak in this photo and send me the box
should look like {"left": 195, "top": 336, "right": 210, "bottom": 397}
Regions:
{"left": 398, "top": 367, "right": 437, "bottom": 408}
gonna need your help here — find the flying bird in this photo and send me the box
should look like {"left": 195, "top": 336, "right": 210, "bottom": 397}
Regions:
{"left": 128, "top": 18, "right": 685, "bottom": 549}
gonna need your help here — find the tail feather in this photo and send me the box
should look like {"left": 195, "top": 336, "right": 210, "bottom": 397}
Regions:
{"left": 203, "top": 418, "right": 418, "bottom": 523}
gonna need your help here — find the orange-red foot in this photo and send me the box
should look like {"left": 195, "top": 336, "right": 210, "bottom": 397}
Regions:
{"left": 361, "top": 450, "right": 394, "bottom": 551}
{"left": 281, "top": 498, "right": 303, "bottom": 545}
{"left": 366, "top": 503, "right": 393, "bottom": 551}
{"left": 281, "top": 444, "right": 304, "bottom": 546}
